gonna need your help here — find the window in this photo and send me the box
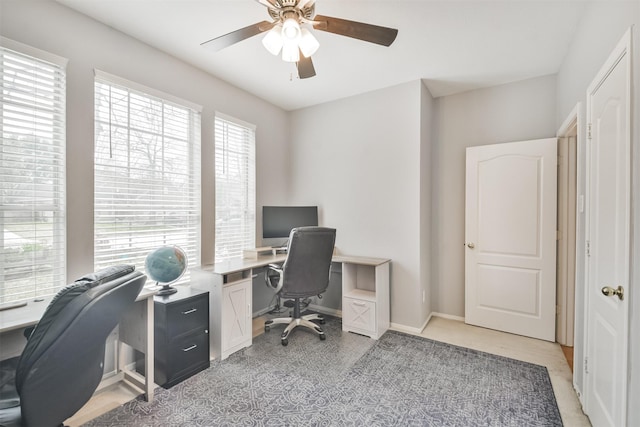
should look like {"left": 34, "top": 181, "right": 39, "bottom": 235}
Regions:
{"left": 215, "top": 113, "right": 255, "bottom": 262}
{"left": 0, "top": 43, "right": 66, "bottom": 304}
{"left": 94, "top": 72, "right": 201, "bottom": 283}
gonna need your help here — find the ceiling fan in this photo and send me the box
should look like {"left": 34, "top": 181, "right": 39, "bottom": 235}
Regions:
{"left": 201, "top": 0, "right": 398, "bottom": 79}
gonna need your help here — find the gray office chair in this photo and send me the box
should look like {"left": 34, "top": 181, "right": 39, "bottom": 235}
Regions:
{"left": 264, "top": 226, "right": 336, "bottom": 346}
{"left": 0, "top": 265, "right": 146, "bottom": 427}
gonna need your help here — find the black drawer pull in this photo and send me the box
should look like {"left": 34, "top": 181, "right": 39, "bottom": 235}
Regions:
{"left": 182, "top": 344, "right": 197, "bottom": 352}
{"left": 182, "top": 308, "right": 197, "bottom": 315}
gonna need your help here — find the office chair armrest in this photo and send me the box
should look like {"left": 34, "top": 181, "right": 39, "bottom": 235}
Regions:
{"left": 266, "top": 264, "right": 284, "bottom": 294}
{"left": 23, "top": 325, "right": 35, "bottom": 340}
{"left": 268, "top": 264, "right": 283, "bottom": 273}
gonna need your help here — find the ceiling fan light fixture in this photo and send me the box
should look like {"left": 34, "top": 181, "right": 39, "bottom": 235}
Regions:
{"left": 299, "top": 28, "right": 319, "bottom": 57}
{"left": 282, "top": 17, "right": 301, "bottom": 41}
{"left": 262, "top": 24, "right": 283, "bottom": 55}
{"left": 281, "top": 40, "right": 300, "bottom": 62}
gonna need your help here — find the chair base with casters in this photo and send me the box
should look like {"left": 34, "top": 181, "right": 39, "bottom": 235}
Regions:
{"left": 264, "top": 297, "right": 326, "bottom": 346}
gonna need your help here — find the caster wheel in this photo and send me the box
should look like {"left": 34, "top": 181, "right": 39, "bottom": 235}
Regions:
{"left": 265, "top": 325, "right": 270, "bottom": 332}
{"left": 319, "top": 334, "right": 326, "bottom": 341}
{"left": 281, "top": 338, "right": 289, "bottom": 346}
{"left": 318, "top": 318, "right": 326, "bottom": 325}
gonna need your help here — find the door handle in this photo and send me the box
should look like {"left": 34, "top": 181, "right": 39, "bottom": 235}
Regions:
{"left": 466, "top": 242, "right": 475, "bottom": 249}
{"left": 601, "top": 286, "right": 624, "bottom": 301}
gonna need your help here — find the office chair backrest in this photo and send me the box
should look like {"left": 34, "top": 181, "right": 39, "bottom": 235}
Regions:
{"left": 281, "top": 227, "right": 336, "bottom": 299}
{"left": 16, "top": 265, "right": 146, "bottom": 427}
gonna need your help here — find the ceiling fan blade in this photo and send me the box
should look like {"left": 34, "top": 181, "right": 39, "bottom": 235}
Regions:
{"left": 256, "top": 0, "right": 278, "bottom": 9}
{"left": 312, "top": 15, "right": 398, "bottom": 47}
{"left": 201, "top": 21, "right": 276, "bottom": 52}
{"left": 297, "top": 53, "right": 316, "bottom": 79}
{"left": 297, "top": 0, "right": 316, "bottom": 10}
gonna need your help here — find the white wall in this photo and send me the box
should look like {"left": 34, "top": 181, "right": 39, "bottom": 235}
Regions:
{"left": 432, "top": 75, "right": 557, "bottom": 317}
{"left": 289, "top": 80, "right": 428, "bottom": 329}
{"left": 555, "top": 1, "right": 640, "bottom": 419}
{"left": 0, "top": 0, "right": 290, "bottom": 280}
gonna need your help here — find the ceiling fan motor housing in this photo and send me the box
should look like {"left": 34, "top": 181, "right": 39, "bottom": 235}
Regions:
{"left": 268, "top": 0, "right": 316, "bottom": 23}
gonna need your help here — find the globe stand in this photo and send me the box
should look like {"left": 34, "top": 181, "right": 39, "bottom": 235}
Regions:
{"left": 156, "top": 282, "right": 178, "bottom": 296}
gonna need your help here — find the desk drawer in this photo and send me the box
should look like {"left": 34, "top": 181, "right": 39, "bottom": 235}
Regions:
{"left": 343, "top": 297, "right": 376, "bottom": 334}
{"left": 164, "top": 331, "right": 209, "bottom": 386}
{"left": 166, "top": 296, "right": 209, "bottom": 337}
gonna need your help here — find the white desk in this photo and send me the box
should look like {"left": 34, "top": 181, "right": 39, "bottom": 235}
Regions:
{"left": 0, "top": 287, "right": 157, "bottom": 402}
{"left": 191, "top": 253, "right": 391, "bottom": 360}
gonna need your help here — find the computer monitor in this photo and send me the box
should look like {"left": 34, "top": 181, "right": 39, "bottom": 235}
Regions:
{"left": 262, "top": 206, "right": 319, "bottom": 240}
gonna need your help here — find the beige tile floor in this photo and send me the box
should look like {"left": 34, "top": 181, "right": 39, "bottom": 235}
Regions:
{"left": 67, "top": 316, "right": 591, "bottom": 426}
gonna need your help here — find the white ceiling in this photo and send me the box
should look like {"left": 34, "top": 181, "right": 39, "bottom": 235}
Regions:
{"left": 55, "top": 0, "right": 587, "bottom": 111}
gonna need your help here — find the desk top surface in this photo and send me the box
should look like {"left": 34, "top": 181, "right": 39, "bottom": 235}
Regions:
{"left": 0, "top": 287, "right": 156, "bottom": 334}
{"left": 195, "top": 253, "right": 391, "bottom": 276}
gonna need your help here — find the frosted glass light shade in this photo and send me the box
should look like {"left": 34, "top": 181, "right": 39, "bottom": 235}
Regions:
{"left": 282, "top": 18, "right": 301, "bottom": 42}
{"left": 262, "top": 25, "right": 283, "bottom": 55}
{"left": 281, "top": 40, "right": 300, "bottom": 62}
{"left": 299, "top": 28, "right": 319, "bottom": 57}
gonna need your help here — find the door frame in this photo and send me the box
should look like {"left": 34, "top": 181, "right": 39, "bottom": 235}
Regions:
{"left": 557, "top": 103, "right": 585, "bottom": 404}
{"left": 557, "top": 103, "right": 587, "bottom": 402}
{"left": 556, "top": 108, "right": 579, "bottom": 348}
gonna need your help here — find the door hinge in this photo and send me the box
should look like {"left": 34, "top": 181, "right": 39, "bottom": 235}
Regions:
{"left": 586, "top": 240, "right": 591, "bottom": 257}
{"left": 556, "top": 305, "right": 560, "bottom": 315}
{"left": 557, "top": 230, "right": 562, "bottom": 241}
{"left": 587, "top": 123, "right": 592, "bottom": 140}
{"left": 584, "top": 357, "right": 589, "bottom": 374}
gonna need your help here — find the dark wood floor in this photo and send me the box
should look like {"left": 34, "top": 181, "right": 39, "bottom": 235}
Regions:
{"left": 561, "top": 345, "right": 574, "bottom": 372}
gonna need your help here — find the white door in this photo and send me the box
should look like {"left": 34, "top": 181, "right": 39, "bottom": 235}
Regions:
{"left": 465, "top": 138, "right": 557, "bottom": 341}
{"left": 585, "top": 30, "right": 631, "bottom": 427}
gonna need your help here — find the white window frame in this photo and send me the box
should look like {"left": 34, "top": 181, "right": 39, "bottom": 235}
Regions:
{"left": 214, "top": 113, "right": 256, "bottom": 262}
{"left": 0, "top": 38, "right": 67, "bottom": 303}
{"left": 94, "top": 71, "right": 201, "bottom": 284}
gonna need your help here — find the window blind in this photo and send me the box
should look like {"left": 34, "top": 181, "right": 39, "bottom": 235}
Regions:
{"left": 94, "top": 76, "right": 201, "bottom": 284}
{"left": 215, "top": 113, "right": 255, "bottom": 262}
{"left": 0, "top": 45, "right": 66, "bottom": 303}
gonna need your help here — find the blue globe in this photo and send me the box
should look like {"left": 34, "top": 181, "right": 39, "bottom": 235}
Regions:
{"left": 145, "top": 246, "right": 188, "bottom": 284}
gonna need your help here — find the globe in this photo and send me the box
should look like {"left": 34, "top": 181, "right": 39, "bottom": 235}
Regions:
{"left": 145, "top": 246, "right": 188, "bottom": 295}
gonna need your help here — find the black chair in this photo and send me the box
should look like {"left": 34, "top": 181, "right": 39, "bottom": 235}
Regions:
{"left": 264, "top": 227, "right": 336, "bottom": 346}
{"left": 0, "top": 265, "right": 146, "bottom": 427}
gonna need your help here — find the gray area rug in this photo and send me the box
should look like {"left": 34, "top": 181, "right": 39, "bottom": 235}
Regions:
{"left": 83, "top": 317, "right": 562, "bottom": 426}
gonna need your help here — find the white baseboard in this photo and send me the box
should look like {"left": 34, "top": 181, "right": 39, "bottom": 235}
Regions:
{"left": 390, "top": 322, "right": 426, "bottom": 335}
{"left": 253, "top": 306, "right": 275, "bottom": 318}
{"left": 390, "top": 312, "right": 466, "bottom": 336}
{"left": 431, "top": 312, "right": 465, "bottom": 322}
{"left": 254, "top": 307, "right": 465, "bottom": 333}
{"left": 308, "top": 304, "right": 342, "bottom": 318}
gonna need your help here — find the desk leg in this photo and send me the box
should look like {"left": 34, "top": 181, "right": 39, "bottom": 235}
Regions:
{"left": 119, "top": 295, "right": 155, "bottom": 402}
{"left": 143, "top": 296, "right": 154, "bottom": 402}
{"left": 117, "top": 330, "right": 125, "bottom": 378}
